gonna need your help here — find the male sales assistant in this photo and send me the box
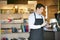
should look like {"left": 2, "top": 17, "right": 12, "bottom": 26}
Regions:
{"left": 28, "top": 3, "right": 47, "bottom": 40}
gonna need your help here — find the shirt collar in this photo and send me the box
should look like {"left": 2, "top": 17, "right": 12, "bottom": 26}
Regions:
{"left": 35, "top": 12, "right": 41, "bottom": 15}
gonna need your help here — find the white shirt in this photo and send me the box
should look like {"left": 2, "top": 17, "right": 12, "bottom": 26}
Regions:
{"left": 28, "top": 12, "right": 46, "bottom": 30}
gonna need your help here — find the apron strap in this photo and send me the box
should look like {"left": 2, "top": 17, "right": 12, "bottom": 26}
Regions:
{"left": 34, "top": 13, "right": 36, "bottom": 19}
{"left": 34, "top": 13, "right": 43, "bottom": 19}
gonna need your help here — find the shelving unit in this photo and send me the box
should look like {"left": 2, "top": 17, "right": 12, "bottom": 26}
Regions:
{"left": 1, "top": 23, "right": 29, "bottom": 40}
{"left": 1, "top": 13, "right": 30, "bottom": 40}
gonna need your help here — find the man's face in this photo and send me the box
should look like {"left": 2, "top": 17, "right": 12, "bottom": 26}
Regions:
{"left": 37, "top": 7, "right": 44, "bottom": 14}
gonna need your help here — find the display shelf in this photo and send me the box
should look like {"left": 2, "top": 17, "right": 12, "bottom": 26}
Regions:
{"left": 1, "top": 11, "right": 29, "bottom": 40}
{"left": 1, "top": 23, "right": 29, "bottom": 39}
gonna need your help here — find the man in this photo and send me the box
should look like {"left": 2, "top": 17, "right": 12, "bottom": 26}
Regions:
{"left": 28, "top": 3, "right": 47, "bottom": 40}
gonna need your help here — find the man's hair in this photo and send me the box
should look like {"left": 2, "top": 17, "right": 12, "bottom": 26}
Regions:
{"left": 36, "top": 3, "right": 45, "bottom": 9}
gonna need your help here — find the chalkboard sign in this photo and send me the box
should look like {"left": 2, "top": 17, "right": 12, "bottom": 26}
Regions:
{"left": 7, "top": 0, "right": 28, "bottom": 4}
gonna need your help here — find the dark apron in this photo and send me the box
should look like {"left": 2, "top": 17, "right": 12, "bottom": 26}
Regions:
{"left": 29, "top": 13, "right": 44, "bottom": 40}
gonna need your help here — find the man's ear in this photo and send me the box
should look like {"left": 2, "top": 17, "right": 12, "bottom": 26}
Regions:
{"left": 37, "top": 8, "right": 39, "bottom": 10}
